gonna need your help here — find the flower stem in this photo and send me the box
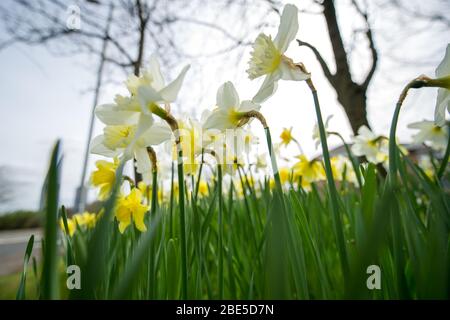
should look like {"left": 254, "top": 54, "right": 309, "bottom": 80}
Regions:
{"left": 194, "top": 148, "right": 205, "bottom": 201}
{"left": 388, "top": 95, "right": 407, "bottom": 184}
{"left": 389, "top": 77, "right": 429, "bottom": 183}
{"left": 265, "top": 127, "right": 283, "bottom": 194}
{"left": 147, "top": 147, "right": 158, "bottom": 215}
{"left": 217, "top": 164, "right": 224, "bottom": 299}
{"left": 242, "top": 110, "right": 283, "bottom": 195}
{"left": 169, "top": 161, "right": 174, "bottom": 239}
{"left": 438, "top": 123, "right": 450, "bottom": 179}
{"left": 305, "top": 78, "right": 349, "bottom": 282}
{"left": 329, "top": 131, "right": 363, "bottom": 189}
{"left": 293, "top": 138, "right": 304, "bottom": 154}
{"left": 165, "top": 114, "right": 188, "bottom": 299}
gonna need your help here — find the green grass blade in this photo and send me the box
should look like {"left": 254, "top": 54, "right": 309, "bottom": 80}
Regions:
{"left": 40, "top": 140, "right": 61, "bottom": 300}
{"left": 16, "top": 235, "right": 35, "bottom": 300}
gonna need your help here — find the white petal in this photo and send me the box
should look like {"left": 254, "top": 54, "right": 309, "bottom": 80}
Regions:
{"left": 324, "top": 115, "right": 333, "bottom": 127}
{"left": 200, "top": 109, "right": 212, "bottom": 127}
{"left": 436, "top": 44, "right": 450, "bottom": 78}
{"left": 134, "top": 147, "right": 151, "bottom": 174}
{"left": 273, "top": 4, "right": 299, "bottom": 53}
{"left": 159, "top": 64, "right": 190, "bottom": 102}
{"left": 279, "top": 58, "right": 310, "bottom": 81}
{"left": 357, "top": 125, "right": 376, "bottom": 140}
{"left": 203, "top": 108, "right": 233, "bottom": 131}
{"left": 239, "top": 100, "right": 261, "bottom": 112}
{"left": 137, "top": 86, "right": 163, "bottom": 115}
{"left": 252, "top": 72, "right": 279, "bottom": 103}
{"left": 148, "top": 54, "right": 165, "bottom": 90}
{"left": 407, "top": 120, "right": 431, "bottom": 130}
{"left": 435, "top": 88, "right": 450, "bottom": 126}
{"left": 350, "top": 143, "right": 363, "bottom": 156}
{"left": 90, "top": 135, "right": 121, "bottom": 157}
{"left": 217, "top": 81, "right": 240, "bottom": 110}
{"left": 139, "top": 122, "right": 173, "bottom": 146}
{"left": 95, "top": 105, "right": 139, "bottom": 125}
{"left": 134, "top": 114, "right": 155, "bottom": 140}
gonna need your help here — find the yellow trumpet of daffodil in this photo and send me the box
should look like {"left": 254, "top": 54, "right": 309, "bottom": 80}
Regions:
{"left": 178, "top": 118, "right": 203, "bottom": 175}
{"left": 73, "top": 212, "right": 97, "bottom": 229}
{"left": 138, "top": 181, "right": 164, "bottom": 204}
{"left": 198, "top": 180, "right": 209, "bottom": 198}
{"left": 278, "top": 167, "right": 292, "bottom": 184}
{"left": 59, "top": 218, "right": 76, "bottom": 237}
{"left": 292, "top": 155, "right": 325, "bottom": 185}
{"left": 115, "top": 188, "right": 149, "bottom": 234}
{"left": 280, "top": 127, "right": 293, "bottom": 146}
{"left": 90, "top": 158, "right": 119, "bottom": 200}
{"left": 59, "top": 211, "right": 97, "bottom": 236}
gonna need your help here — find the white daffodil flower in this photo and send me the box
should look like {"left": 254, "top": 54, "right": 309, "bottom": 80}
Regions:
{"left": 408, "top": 120, "right": 448, "bottom": 151}
{"left": 90, "top": 120, "right": 172, "bottom": 182}
{"left": 93, "top": 55, "right": 189, "bottom": 172}
{"left": 312, "top": 115, "right": 333, "bottom": 148}
{"left": 435, "top": 44, "right": 450, "bottom": 126}
{"left": 99, "top": 55, "right": 189, "bottom": 146}
{"left": 255, "top": 153, "right": 268, "bottom": 171}
{"left": 351, "top": 126, "right": 388, "bottom": 164}
{"left": 136, "top": 55, "right": 190, "bottom": 119}
{"left": 247, "top": 4, "right": 310, "bottom": 103}
{"left": 203, "top": 81, "right": 261, "bottom": 131}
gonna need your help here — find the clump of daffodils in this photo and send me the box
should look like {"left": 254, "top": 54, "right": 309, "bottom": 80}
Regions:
{"left": 91, "top": 55, "right": 189, "bottom": 183}
{"left": 60, "top": 211, "right": 97, "bottom": 236}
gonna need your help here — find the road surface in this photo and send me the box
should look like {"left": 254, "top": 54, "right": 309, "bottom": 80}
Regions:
{"left": 0, "top": 229, "right": 42, "bottom": 276}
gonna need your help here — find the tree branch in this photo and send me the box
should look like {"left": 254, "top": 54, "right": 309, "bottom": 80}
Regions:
{"left": 351, "top": 0, "right": 378, "bottom": 89}
{"left": 322, "top": 0, "right": 351, "bottom": 79}
{"left": 296, "top": 39, "right": 335, "bottom": 84}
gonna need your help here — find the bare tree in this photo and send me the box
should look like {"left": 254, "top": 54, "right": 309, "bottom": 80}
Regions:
{"left": 297, "top": 0, "right": 450, "bottom": 134}
{"left": 0, "top": 0, "right": 279, "bottom": 186}
{"left": 0, "top": 0, "right": 280, "bottom": 74}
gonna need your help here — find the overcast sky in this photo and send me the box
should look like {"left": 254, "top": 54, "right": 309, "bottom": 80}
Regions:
{"left": 0, "top": 0, "right": 448, "bottom": 212}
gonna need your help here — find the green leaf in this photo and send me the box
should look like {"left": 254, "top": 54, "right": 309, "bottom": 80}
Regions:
{"left": 16, "top": 235, "right": 35, "bottom": 300}
{"left": 40, "top": 140, "right": 61, "bottom": 300}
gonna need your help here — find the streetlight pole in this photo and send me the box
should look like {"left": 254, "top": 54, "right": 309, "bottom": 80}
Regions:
{"left": 74, "top": 3, "right": 114, "bottom": 212}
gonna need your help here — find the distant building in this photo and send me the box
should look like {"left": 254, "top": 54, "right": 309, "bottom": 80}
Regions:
{"left": 325, "top": 143, "right": 439, "bottom": 161}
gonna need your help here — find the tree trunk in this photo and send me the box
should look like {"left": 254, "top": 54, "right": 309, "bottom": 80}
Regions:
{"left": 336, "top": 84, "right": 371, "bottom": 134}
{"left": 321, "top": 0, "right": 373, "bottom": 135}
